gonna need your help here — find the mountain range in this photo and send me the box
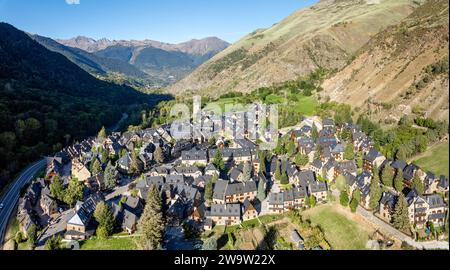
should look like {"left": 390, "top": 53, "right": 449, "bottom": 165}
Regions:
{"left": 0, "top": 22, "right": 169, "bottom": 188}
{"left": 167, "top": 0, "right": 423, "bottom": 95}
{"left": 166, "top": 0, "right": 448, "bottom": 122}
{"left": 54, "top": 36, "right": 230, "bottom": 87}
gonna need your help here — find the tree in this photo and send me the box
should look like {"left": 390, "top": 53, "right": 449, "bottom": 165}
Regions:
{"left": 94, "top": 202, "right": 115, "bottom": 238}
{"left": 242, "top": 162, "right": 252, "bottom": 182}
{"left": 44, "top": 235, "right": 63, "bottom": 250}
{"left": 395, "top": 147, "right": 407, "bottom": 161}
{"left": 280, "top": 170, "right": 289, "bottom": 185}
{"left": 98, "top": 126, "right": 107, "bottom": 139}
{"left": 130, "top": 149, "right": 140, "bottom": 173}
{"left": 340, "top": 192, "right": 349, "bottom": 207}
{"left": 258, "top": 151, "right": 267, "bottom": 174}
{"left": 257, "top": 174, "right": 267, "bottom": 201}
{"left": 63, "top": 178, "right": 84, "bottom": 207}
{"left": 286, "top": 140, "right": 297, "bottom": 157}
{"left": 369, "top": 172, "right": 382, "bottom": 210}
{"left": 90, "top": 158, "right": 102, "bottom": 176}
{"left": 213, "top": 150, "right": 225, "bottom": 172}
{"left": 394, "top": 170, "right": 404, "bottom": 193}
{"left": 335, "top": 175, "right": 348, "bottom": 192}
{"left": 202, "top": 238, "right": 217, "bottom": 250}
{"left": 308, "top": 195, "right": 317, "bottom": 208}
{"left": 304, "top": 226, "right": 324, "bottom": 250}
{"left": 138, "top": 185, "right": 165, "bottom": 250}
{"left": 344, "top": 143, "right": 355, "bottom": 160}
{"left": 204, "top": 180, "right": 213, "bottom": 205}
{"left": 411, "top": 173, "right": 424, "bottom": 195}
{"left": 27, "top": 224, "right": 37, "bottom": 248}
{"left": 381, "top": 166, "right": 394, "bottom": 187}
{"left": 314, "top": 145, "right": 322, "bottom": 161}
{"left": 356, "top": 152, "right": 363, "bottom": 168}
{"left": 103, "top": 161, "right": 118, "bottom": 190}
{"left": 294, "top": 153, "right": 309, "bottom": 167}
{"left": 311, "top": 124, "right": 319, "bottom": 140}
{"left": 275, "top": 160, "right": 282, "bottom": 182}
{"left": 50, "top": 175, "right": 65, "bottom": 201}
{"left": 154, "top": 146, "right": 165, "bottom": 164}
{"left": 393, "top": 193, "right": 410, "bottom": 232}
{"left": 350, "top": 189, "right": 360, "bottom": 213}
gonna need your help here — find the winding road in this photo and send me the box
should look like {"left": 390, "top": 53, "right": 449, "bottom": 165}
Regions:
{"left": 0, "top": 159, "right": 46, "bottom": 249}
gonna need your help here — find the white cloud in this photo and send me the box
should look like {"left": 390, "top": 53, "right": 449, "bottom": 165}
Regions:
{"left": 65, "top": 0, "right": 80, "bottom": 5}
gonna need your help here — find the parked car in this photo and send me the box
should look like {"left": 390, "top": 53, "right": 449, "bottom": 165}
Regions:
{"left": 0, "top": 203, "right": 4, "bottom": 210}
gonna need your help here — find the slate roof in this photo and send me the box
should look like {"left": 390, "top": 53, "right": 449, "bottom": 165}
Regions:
{"left": 391, "top": 160, "right": 407, "bottom": 171}
{"left": 403, "top": 164, "right": 419, "bottom": 181}
{"left": 181, "top": 149, "right": 208, "bottom": 161}
{"left": 224, "top": 181, "right": 257, "bottom": 196}
{"left": 364, "top": 148, "right": 383, "bottom": 163}
{"left": 165, "top": 175, "right": 185, "bottom": 185}
{"left": 210, "top": 204, "right": 241, "bottom": 217}
{"left": 311, "top": 159, "right": 323, "bottom": 169}
{"left": 269, "top": 192, "right": 284, "bottom": 205}
{"left": 308, "top": 181, "right": 327, "bottom": 193}
{"left": 438, "top": 175, "right": 449, "bottom": 189}
{"left": 380, "top": 192, "right": 397, "bottom": 209}
{"left": 426, "top": 194, "right": 446, "bottom": 209}
{"left": 213, "top": 180, "right": 229, "bottom": 200}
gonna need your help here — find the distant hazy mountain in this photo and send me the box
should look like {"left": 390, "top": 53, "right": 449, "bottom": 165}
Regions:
{"left": 0, "top": 22, "right": 168, "bottom": 189}
{"left": 167, "top": 0, "right": 421, "bottom": 96}
{"left": 56, "top": 36, "right": 230, "bottom": 87}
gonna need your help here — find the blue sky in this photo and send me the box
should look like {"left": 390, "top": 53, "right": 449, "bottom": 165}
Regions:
{"left": 0, "top": 0, "right": 317, "bottom": 43}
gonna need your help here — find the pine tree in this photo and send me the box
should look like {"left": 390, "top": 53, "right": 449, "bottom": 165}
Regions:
{"left": 280, "top": 170, "right": 289, "bottom": 185}
{"left": 258, "top": 151, "right": 267, "bottom": 175}
{"left": 369, "top": 171, "right": 382, "bottom": 210}
{"left": 242, "top": 162, "right": 252, "bottom": 182}
{"left": 286, "top": 140, "right": 297, "bottom": 157}
{"left": 50, "top": 175, "right": 65, "bottom": 201}
{"left": 212, "top": 150, "right": 225, "bottom": 171}
{"left": 154, "top": 146, "right": 165, "bottom": 164}
{"left": 344, "top": 143, "right": 355, "bottom": 160}
{"left": 275, "top": 160, "right": 282, "bottom": 182}
{"left": 393, "top": 193, "right": 410, "bottom": 231}
{"left": 350, "top": 189, "right": 361, "bottom": 213}
{"left": 394, "top": 169, "right": 404, "bottom": 193}
{"left": 381, "top": 166, "right": 394, "bottom": 187}
{"left": 411, "top": 173, "right": 424, "bottom": 195}
{"left": 312, "top": 124, "right": 319, "bottom": 140}
{"left": 90, "top": 158, "right": 102, "bottom": 176}
{"left": 138, "top": 185, "right": 165, "bottom": 250}
{"left": 104, "top": 161, "right": 118, "bottom": 190}
{"left": 257, "top": 174, "right": 267, "bottom": 201}
{"left": 94, "top": 202, "right": 115, "bottom": 238}
{"left": 130, "top": 149, "right": 140, "bottom": 173}
{"left": 314, "top": 145, "right": 322, "bottom": 161}
{"left": 204, "top": 180, "right": 213, "bottom": 205}
{"left": 98, "top": 126, "right": 107, "bottom": 140}
{"left": 295, "top": 153, "right": 309, "bottom": 167}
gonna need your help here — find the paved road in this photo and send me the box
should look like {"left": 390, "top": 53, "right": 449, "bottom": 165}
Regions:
{"left": 0, "top": 159, "right": 46, "bottom": 248}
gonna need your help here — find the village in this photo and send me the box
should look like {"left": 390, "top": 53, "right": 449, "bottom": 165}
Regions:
{"left": 13, "top": 102, "right": 449, "bottom": 250}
